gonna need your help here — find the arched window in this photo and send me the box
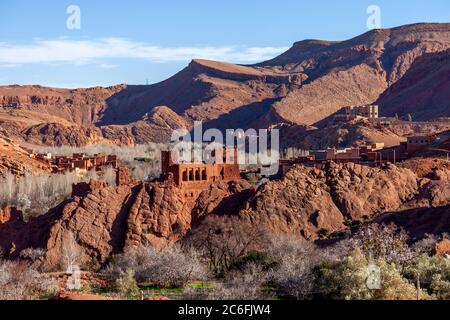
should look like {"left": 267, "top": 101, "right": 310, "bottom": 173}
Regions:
{"left": 182, "top": 170, "right": 188, "bottom": 181}
{"left": 195, "top": 168, "right": 201, "bottom": 181}
{"left": 189, "top": 169, "right": 194, "bottom": 181}
{"left": 202, "top": 169, "right": 207, "bottom": 180}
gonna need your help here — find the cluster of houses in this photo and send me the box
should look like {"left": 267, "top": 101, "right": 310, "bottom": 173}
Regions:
{"left": 279, "top": 132, "right": 446, "bottom": 175}
{"left": 333, "top": 105, "right": 379, "bottom": 122}
{"left": 29, "top": 151, "right": 118, "bottom": 176}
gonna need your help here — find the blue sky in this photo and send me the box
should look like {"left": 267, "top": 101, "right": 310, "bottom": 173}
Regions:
{"left": 0, "top": 0, "right": 448, "bottom": 88}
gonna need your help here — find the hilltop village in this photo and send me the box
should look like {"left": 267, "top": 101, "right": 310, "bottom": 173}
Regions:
{"left": 6, "top": 104, "right": 450, "bottom": 201}
{"left": 50, "top": 105, "right": 450, "bottom": 179}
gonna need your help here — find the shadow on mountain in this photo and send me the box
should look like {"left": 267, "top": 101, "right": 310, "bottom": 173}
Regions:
{"left": 375, "top": 205, "right": 450, "bottom": 239}
{"left": 201, "top": 97, "right": 284, "bottom": 133}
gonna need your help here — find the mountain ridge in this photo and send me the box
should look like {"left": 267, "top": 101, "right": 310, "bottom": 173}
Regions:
{"left": 0, "top": 22, "right": 449, "bottom": 146}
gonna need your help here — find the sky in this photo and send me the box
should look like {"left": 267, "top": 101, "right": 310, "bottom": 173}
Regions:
{"left": 0, "top": 0, "right": 449, "bottom": 88}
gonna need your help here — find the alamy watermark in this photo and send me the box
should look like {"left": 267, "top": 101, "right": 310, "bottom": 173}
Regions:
{"left": 367, "top": 5, "right": 382, "bottom": 30}
{"left": 66, "top": 265, "right": 82, "bottom": 290}
{"left": 66, "top": 5, "right": 81, "bottom": 30}
{"left": 170, "top": 121, "right": 280, "bottom": 176}
{"left": 366, "top": 264, "right": 382, "bottom": 290}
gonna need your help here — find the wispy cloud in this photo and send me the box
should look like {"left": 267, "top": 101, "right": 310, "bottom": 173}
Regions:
{"left": 99, "top": 63, "right": 119, "bottom": 69}
{"left": 0, "top": 38, "right": 288, "bottom": 66}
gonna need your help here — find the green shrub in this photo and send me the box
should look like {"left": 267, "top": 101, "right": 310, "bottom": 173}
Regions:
{"left": 230, "top": 251, "right": 275, "bottom": 272}
{"left": 115, "top": 269, "right": 140, "bottom": 298}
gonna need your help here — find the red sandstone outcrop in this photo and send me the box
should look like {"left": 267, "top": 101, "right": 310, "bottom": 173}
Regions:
{"left": 237, "top": 162, "right": 423, "bottom": 239}
{"left": 0, "top": 139, "right": 50, "bottom": 177}
{"left": 22, "top": 123, "right": 108, "bottom": 147}
{"left": 324, "top": 162, "right": 418, "bottom": 220}
{"left": 42, "top": 184, "right": 136, "bottom": 270}
{"left": 239, "top": 166, "right": 346, "bottom": 240}
{"left": 191, "top": 180, "right": 253, "bottom": 222}
{"left": 377, "top": 206, "right": 450, "bottom": 240}
{"left": 124, "top": 181, "right": 191, "bottom": 249}
{"left": 2, "top": 160, "right": 450, "bottom": 270}
{"left": 279, "top": 121, "right": 406, "bottom": 150}
{"left": 0, "top": 173, "right": 252, "bottom": 270}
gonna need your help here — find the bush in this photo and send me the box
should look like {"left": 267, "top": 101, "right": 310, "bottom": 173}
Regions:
{"left": 186, "top": 216, "right": 269, "bottom": 275}
{"left": 349, "top": 224, "right": 415, "bottom": 264}
{"left": 20, "top": 248, "right": 46, "bottom": 262}
{"left": 106, "top": 245, "right": 208, "bottom": 288}
{"left": 115, "top": 269, "right": 140, "bottom": 298}
{"left": 315, "top": 250, "right": 430, "bottom": 300}
{"left": 268, "top": 235, "right": 322, "bottom": 300}
{"left": 404, "top": 254, "right": 450, "bottom": 299}
{"left": 205, "top": 264, "right": 272, "bottom": 300}
{"left": 0, "top": 259, "right": 58, "bottom": 300}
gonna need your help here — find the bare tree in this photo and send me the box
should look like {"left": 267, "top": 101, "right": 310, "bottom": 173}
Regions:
{"left": 205, "top": 264, "right": 271, "bottom": 300}
{"left": 103, "top": 166, "right": 117, "bottom": 186}
{"left": 0, "top": 259, "right": 57, "bottom": 300}
{"left": 0, "top": 170, "right": 88, "bottom": 218}
{"left": 106, "top": 244, "right": 208, "bottom": 288}
{"left": 268, "top": 235, "right": 320, "bottom": 299}
{"left": 60, "top": 231, "right": 82, "bottom": 272}
{"left": 186, "top": 216, "right": 269, "bottom": 275}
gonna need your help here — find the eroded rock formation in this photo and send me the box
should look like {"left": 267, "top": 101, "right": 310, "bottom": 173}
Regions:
{"left": 2, "top": 160, "right": 450, "bottom": 270}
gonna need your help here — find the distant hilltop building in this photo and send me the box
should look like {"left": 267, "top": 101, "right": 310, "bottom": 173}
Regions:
{"left": 279, "top": 143, "right": 386, "bottom": 175}
{"left": 334, "top": 105, "right": 379, "bottom": 122}
{"left": 406, "top": 135, "right": 437, "bottom": 153}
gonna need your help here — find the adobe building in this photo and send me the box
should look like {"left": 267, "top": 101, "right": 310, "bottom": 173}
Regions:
{"left": 279, "top": 143, "right": 387, "bottom": 174}
{"left": 406, "top": 135, "right": 436, "bottom": 154}
{"left": 48, "top": 153, "right": 118, "bottom": 175}
{"left": 71, "top": 166, "right": 132, "bottom": 197}
{"left": 334, "top": 105, "right": 379, "bottom": 122}
{"left": 161, "top": 147, "right": 241, "bottom": 200}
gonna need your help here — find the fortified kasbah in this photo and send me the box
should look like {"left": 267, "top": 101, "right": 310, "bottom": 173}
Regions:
{"left": 160, "top": 147, "right": 241, "bottom": 202}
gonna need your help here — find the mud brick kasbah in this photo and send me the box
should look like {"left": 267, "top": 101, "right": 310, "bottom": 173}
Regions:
{"left": 161, "top": 147, "right": 241, "bottom": 202}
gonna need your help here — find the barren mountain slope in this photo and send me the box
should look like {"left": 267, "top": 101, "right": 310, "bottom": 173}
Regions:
{"left": 0, "top": 23, "right": 449, "bottom": 145}
{"left": 377, "top": 49, "right": 450, "bottom": 120}
{"left": 259, "top": 23, "right": 450, "bottom": 125}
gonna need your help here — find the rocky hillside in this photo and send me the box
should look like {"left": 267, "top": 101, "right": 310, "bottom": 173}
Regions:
{"left": 237, "top": 162, "right": 419, "bottom": 239}
{"left": 2, "top": 159, "right": 450, "bottom": 270}
{"left": 0, "top": 135, "right": 50, "bottom": 178}
{"left": 0, "top": 177, "right": 252, "bottom": 270}
{"left": 377, "top": 49, "right": 450, "bottom": 120}
{"left": 279, "top": 120, "right": 406, "bottom": 149}
{"left": 0, "top": 23, "right": 449, "bottom": 146}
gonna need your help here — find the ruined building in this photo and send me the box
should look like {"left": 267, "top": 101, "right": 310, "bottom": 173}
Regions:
{"left": 334, "top": 105, "right": 379, "bottom": 122}
{"left": 161, "top": 147, "right": 241, "bottom": 200}
{"left": 71, "top": 166, "right": 132, "bottom": 197}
